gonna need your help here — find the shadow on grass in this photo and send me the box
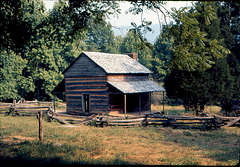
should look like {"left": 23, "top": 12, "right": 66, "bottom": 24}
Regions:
{"left": 160, "top": 127, "right": 239, "bottom": 164}
{"left": 0, "top": 141, "right": 142, "bottom": 165}
{"left": 0, "top": 155, "right": 140, "bottom": 165}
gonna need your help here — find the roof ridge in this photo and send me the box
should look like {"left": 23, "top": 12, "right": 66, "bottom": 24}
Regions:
{"left": 64, "top": 51, "right": 152, "bottom": 74}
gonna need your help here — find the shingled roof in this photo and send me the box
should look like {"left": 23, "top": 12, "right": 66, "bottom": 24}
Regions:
{"left": 54, "top": 51, "right": 165, "bottom": 93}
{"left": 108, "top": 80, "right": 165, "bottom": 94}
{"left": 63, "top": 51, "right": 152, "bottom": 74}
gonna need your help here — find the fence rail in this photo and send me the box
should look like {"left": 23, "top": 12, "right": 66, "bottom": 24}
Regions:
{"left": 2, "top": 100, "right": 239, "bottom": 128}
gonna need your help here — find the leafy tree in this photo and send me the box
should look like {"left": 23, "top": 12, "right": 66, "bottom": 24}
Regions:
{"left": 164, "top": 2, "right": 239, "bottom": 114}
{"left": 215, "top": 2, "right": 240, "bottom": 113}
{"left": 167, "top": 2, "right": 230, "bottom": 71}
{"left": 119, "top": 30, "right": 153, "bottom": 70}
{"left": 0, "top": 50, "right": 35, "bottom": 101}
{"left": 0, "top": 0, "right": 46, "bottom": 52}
{"left": 165, "top": 67, "right": 215, "bottom": 114}
{"left": 152, "top": 29, "right": 173, "bottom": 82}
{"left": 20, "top": 1, "right": 86, "bottom": 101}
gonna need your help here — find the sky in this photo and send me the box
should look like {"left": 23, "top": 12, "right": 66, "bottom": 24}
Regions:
{"left": 107, "top": 1, "right": 192, "bottom": 27}
{"left": 43, "top": 1, "right": 193, "bottom": 43}
{"left": 43, "top": 1, "right": 193, "bottom": 27}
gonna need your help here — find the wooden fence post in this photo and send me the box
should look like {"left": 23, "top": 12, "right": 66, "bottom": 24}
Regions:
{"left": 38, "top": 111, "right": 43, "bottom": 141}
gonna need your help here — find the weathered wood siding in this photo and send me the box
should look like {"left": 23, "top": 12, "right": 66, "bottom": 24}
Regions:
{"left": 64, "top": 54, "right": 106, "bottom": 77}
{"left": 64, "top": 54, "right": 109, "bottom": 114}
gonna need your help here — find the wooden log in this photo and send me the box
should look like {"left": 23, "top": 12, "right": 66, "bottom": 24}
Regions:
{"left": 54, "top": 113, "right": 89, "bottom": 118}
{"left": 202, "top": 111, "right": 236, "bottom": 120}
{"left": 227, "top": 116, "right": 240, "bottom": 127}
{"left": 0, "top": 103, "right": 12, "bottom": 106}
{"left": 146, "top": 114, "right": 170, "bottom": 119}
{"left": 126, "top": 115, "right": 146, "bottom": 119}
{"left": 163, "top": 115, "right": 215, "bottom": 120}
{"left": 174, "top": 117, "right": 214, "bottom": 120}
{"left": 77, "top": 114, "right": 97, "bottom": 125}
{"left": 98, "top": 116, "right": 125, "bottom": 120}
{"left": 108, "top": 118, "right": 145, "bottom": 123}
{"left": 10, "top": 109, "right": 48, "bottom": 112}
{"left": 171, "top": 121, "right": 211, "bottom": 125}
{"left": 0, "top": 107, "right": 11, "bottom": 109}
{"left": 64, "top": 119, "right": 85, "bottom": 122}
{"left": 78, "top": 119, "right": 92, "bottom": 125}
{"left": 15, "top": 111, "right": 49, "bottom": 116}
{"left": 52, "top": 116, "right": 70, "bottom": 125}
{"left": 11, "top": 106, "right": 53, "bottom": 109}
{"left": 146, "top": 119, "right": 173, "bottom": 123}
{"left": 107, "top": 122, "right": 141, "bottom": 126}
{"left": 25, "top": 100, "right": 38, "bottom": 104}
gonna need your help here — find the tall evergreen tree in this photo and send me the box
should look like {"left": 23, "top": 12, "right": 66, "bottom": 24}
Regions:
{"left": 119, "top": 30, "right": 153, "bottom": 70}
{"left": 84, "top": 19, "right": 118, "bottom": 53}
{"left": 152, "top": 28, "right": 173, "bottom": 82}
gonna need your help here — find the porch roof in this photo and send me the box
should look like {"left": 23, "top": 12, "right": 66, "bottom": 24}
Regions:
{"left": 107, "top": 80, "right": 165, "bottom": 94}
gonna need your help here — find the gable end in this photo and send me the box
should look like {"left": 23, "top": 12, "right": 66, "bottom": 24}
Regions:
{"left": 64, "top": 53, "right": 106, "bottom": 77}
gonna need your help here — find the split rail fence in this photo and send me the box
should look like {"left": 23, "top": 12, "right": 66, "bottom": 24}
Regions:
{"left": 1, "top": 100, "right": 239, "bottom": 128}
{"left": 1, "top": 99, "right": 54, "bottom": 116}
{"left": 95, "top": 113, "right": 219, "bottom": 130}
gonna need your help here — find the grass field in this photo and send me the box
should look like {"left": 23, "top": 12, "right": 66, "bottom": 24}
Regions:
{"left": 0, "top": 106, "right": 239, "bottom": 165}
{"left": 151, "top": 104, "right": 222, "bottom": 115}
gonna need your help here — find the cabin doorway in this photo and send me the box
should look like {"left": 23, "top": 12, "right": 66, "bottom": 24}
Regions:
{"left": 82, "top": 94, "right": 90, "bottom": 113}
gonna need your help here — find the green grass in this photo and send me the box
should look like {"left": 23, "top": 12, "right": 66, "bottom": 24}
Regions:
{"left": 0, "top": 114, "right": 239, "bottom": 165}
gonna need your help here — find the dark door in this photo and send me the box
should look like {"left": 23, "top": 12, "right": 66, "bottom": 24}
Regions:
{"left": 82, "top": 94, "right": 90, "bottom": 113}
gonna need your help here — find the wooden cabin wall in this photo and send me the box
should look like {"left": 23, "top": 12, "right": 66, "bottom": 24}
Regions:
{"left": 64, "top": 54, "right": 109, "bottom": 114}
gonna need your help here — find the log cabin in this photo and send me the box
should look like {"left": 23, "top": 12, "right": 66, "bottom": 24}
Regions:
{"left": 53, "top": 51, "right": 165, "bottom": 115}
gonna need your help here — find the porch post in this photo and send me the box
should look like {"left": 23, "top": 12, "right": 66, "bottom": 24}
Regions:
{"left": 124, "top": 94, "right": 127, "bottom": 117}
{"left": 163, "top": 91, "right": 165, "bottom": 115}
{"left": 53, "top": 92, "right": 56, "bottom": 113}
{"left": 139, "top": 94, "right": 141, "bottom": 115}
{"left": 149, "top": 92, "right": 151, "bottom": 114}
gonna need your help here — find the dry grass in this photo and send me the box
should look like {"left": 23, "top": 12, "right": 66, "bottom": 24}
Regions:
{"left": 0, "top": 113, "right": 239, "bottom": 165}
{"left": 152, "top": 104, "right": 185, "bottom": 112}
{"left": 152, "top": 104, "right": 221, "bottom": 116}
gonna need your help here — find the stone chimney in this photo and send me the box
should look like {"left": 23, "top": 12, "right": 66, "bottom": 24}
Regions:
{"left": 125, "top": 53, "right": 138, "bottom": 61}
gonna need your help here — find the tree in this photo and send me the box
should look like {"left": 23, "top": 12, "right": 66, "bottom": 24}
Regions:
{"left": 215, "top": 2, "right": 240, "bottom": 114}
{"left": 119, "top": 30, "right": 153, "bottom": 70}
{"left": 165, "top": 69, "right": 213, "bottom": 114}
{"left": 0, "top": 0, "right": 46, "bottom": 52}
{"left": 167, "top": 2, "right": 230, "bottom": 71}
{"left": 152, "top": 28, "right": 173, "bottom": 82}
{"left": 0, "top": 50, "right": 35, "bottom": 101}
{"left": 0, "top": 0, "right": 120, "bottom": 52}
{"left": 21, "top": 1, "right": 85, "bottom": 100}
{"left": 84, "top": 19, "right": 118, "bottom": 53}
{"left": 164, "top": 2, "right": 239, "bottom": 114}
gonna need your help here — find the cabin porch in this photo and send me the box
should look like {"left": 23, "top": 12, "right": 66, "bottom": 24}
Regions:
{"left": 109, "top": 92, "right": 151, "bottom": 115}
